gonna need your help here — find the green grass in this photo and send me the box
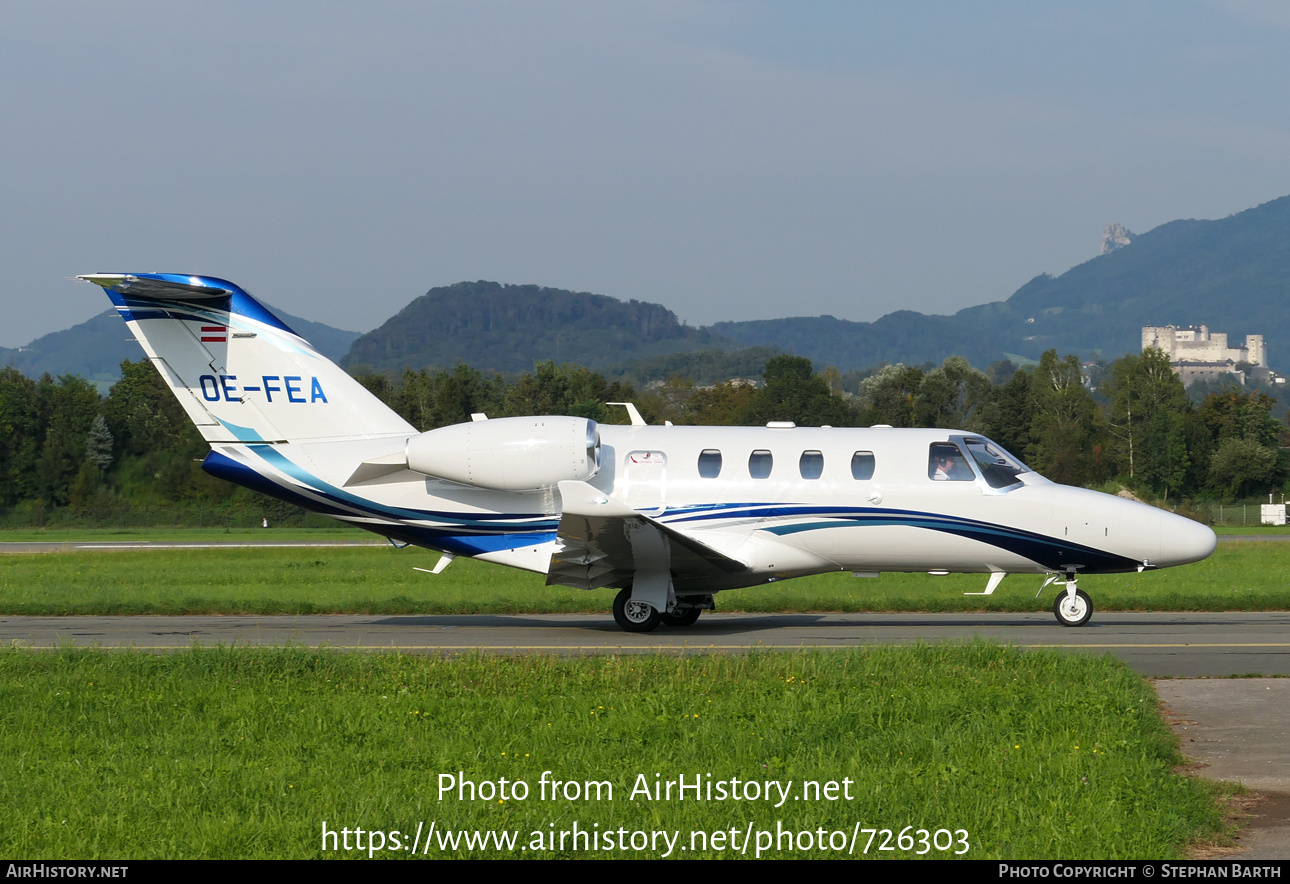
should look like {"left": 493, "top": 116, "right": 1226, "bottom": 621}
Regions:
{"left": 0, "top": 526, "right": 372, "bottom": 543}
{"left": 0, "top": 645, "right": 1231, "bottom": 859}
{"left": 1212, "top": 525, "right": 1290, "bottom": 535}
{"left": 1, "top": 542, "right": 1286, "bottom": 616}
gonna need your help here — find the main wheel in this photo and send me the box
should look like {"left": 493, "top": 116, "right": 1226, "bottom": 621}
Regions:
{"left": 660, "top": 607, "right": 702, "bottom": 627}
{"left": 1053, "top": 588, "right": 1093, "bottom": 627}
{"left": 613, "top": 586, "right": 661, "bottom": 633}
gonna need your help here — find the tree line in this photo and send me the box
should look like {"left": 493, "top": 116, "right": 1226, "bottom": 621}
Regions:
{"left": 1, "top": 348, "right": 1284, "bottom": 514}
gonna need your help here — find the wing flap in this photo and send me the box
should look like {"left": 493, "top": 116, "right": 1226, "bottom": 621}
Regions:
{"left": 547, "top": 480, "right": 747, "bottom": 590}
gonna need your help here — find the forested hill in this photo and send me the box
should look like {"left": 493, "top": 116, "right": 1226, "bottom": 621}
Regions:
{"left": 11, "top": 195, "right": 1290, "bottom": 382}
{"left": 971, "top": 194, "right": 1290, "bottom": 363}
{"left": 342, "top": 280, "right": 732, "bottom": 375}
{"left": 715, "top": 194, "right": 1290, "bottom": 371}
{"left": 709, "top": 312, "right": 1006, "bottom": 373}
{"left": 1, "top": 306, "right": 360, "bottom": 390}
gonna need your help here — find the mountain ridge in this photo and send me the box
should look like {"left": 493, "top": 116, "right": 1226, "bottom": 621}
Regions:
{"left": 11, "top": 194, "right": 1290, "bottom": 383}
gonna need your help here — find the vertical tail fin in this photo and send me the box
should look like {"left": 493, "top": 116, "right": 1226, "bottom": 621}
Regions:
{"left": 79, "top": 273, "right": 414, "bottom": 444}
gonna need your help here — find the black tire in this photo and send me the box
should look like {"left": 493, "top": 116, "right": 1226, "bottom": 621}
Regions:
{"left": 660, "top": 607, "right": 702, "bottom": 627}
{"left": 1053, "top": 588, "right": 1093, "bottom": 627}
{"left": 613, "top": 586, "right": 661, "bottom": 633}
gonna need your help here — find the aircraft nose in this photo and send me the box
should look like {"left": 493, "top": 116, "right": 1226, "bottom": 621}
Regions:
{"left": 1156, "top": 511, "right": 1217, "bottom": 566}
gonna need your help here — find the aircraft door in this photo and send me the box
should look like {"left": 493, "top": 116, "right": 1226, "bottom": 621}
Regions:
{"left": 622, "top": 450, "right": 667, "bottom": 516}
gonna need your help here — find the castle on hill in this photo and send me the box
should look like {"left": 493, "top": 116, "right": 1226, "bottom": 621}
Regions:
{"left": 1141, "top": 325, "right": 1266, "bottom": 386}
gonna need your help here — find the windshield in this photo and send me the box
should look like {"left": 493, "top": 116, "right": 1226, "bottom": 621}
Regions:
{"left": 961, "top": 438, "right": 1030, "bottom": 489}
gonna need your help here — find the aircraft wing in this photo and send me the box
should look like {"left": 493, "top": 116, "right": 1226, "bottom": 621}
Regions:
{"left": 547, "top": 480, "right": 747, "bottom": 590}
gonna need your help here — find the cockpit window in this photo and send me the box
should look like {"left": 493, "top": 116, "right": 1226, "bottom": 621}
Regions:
{"left": 749, "top": 450, "right": 773, "bottom": 479}
{"left": 698, "top": 449, "right": 722, "bottom": 478}
{"left": 962, "top": 438, "right": 1029, "bottom": 489}
{"left": 850, "top": 451, "right": 875, "bottom": 480}
{"left": 929, "top": 443, "right": 973, "bottom": 481}
{"left": 799, "top": 450, "right": 824, "bottom": 480}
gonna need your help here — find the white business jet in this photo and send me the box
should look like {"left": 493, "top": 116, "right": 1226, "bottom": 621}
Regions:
{"left": 79, "top": 273, "right": 1217, "bottom": 632}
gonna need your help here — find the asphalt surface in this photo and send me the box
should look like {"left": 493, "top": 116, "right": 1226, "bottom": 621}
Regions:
{"left": 4, "top": 610, "right": 1286, "bottom": 675}
{"left": 1156, "top": 679, "right": 1290, "bottom": 861}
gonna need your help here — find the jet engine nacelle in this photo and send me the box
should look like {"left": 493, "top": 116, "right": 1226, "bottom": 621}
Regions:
{"left": 405, "top": 416, "right": 601, "bottom": 491}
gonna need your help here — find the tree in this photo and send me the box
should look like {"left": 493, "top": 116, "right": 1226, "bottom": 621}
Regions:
{"left": 1026, "top": 351, "right": 1107, "bottom": 486}
{"left": 911, "top": 356, "right": 991, "bottom": 430}
{"left": 1209, "top": 436, "right": 1278, "bottom": 501}
{"left": 685, "top": 381, "right": 759, "bottom": 426}
{"left": 502, "top": 362, "right": 635, "bottom": 423}
{"left": 1195, "top": 388, "right": 1288, "bottom": 499}
{"left": 977, "top": 367, "right": 1034, "bottom": 462}
{"left": 101, "top": 360, "right": 223, "bottom": 502}
{"left": 0, "top": 368, "right": 40, "bottom": 504}
{"left": 1137, "top": 409, "right": 1190, "bottom": 500}
{"left": 738, "top": 355, "right": 856, "bottom": 426}
{"left": 1103, "top": 348, "right": 1189, "bottom": 482}
{"left": 102, "top": 360, "right": 198, "bottom": 456}
{"left": 33, "top": 374, "right": 101, "bottom": 505}
{"left": 1198, "top": 389, "right": 1283, "bottom": 448}
{"left": 857, "top": 363, "right": 924, "bottom": 427}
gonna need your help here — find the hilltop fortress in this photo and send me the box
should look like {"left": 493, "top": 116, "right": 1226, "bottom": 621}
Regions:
{"left": 1141, "top": 325, "right": 1266, "bottom": 385}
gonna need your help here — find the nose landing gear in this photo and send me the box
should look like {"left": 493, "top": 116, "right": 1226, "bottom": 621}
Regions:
{"left": 1043, "top": 572, "right": 1093, "bottom": 626}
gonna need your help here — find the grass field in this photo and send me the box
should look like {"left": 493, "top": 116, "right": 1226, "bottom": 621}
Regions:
{"left": 0, "top": 540, "right": 1285, "bottom": 616}
{"left": 1212, "top": 525, "right": 1290, "bottom": 535}
{"left": 0, "top": 645, "right": 1232, "bottom": 859}
{"left": 0, "top": 526, "right": 373, "bottom": 543}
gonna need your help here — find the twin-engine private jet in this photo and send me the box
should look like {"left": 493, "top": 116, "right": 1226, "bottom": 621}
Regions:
{"left": 80, "top": 273, "right": 1217, "bottom": 632}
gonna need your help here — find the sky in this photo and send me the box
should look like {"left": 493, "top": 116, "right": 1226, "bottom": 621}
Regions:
{"left": 3, "top": 0, "right": 1290, "bottom": 347}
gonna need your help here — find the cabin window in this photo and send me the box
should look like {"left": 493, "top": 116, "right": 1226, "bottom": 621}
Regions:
{"left": 799, "top": 450, "right": 824, "bottom": 480}
{"left": 698, "top": 449, "right": 723, "bottom": 478}
{"left": 748, "top": 450, "right": 773, "bottom": 479}
{"left": 929, "top": 443, "right": 973, "bottom": 481}
{"left": 850, "top": 451, "right": 875, "bottom": 480}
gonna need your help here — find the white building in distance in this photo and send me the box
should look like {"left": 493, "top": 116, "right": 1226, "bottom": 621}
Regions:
{"left": 1141, "top": 325, "right": 1266, "bottom": 386}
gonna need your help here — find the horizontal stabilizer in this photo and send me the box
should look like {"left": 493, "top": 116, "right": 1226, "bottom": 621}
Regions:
{"left": 80, "top": 274, "right": 234, "bottom": 301}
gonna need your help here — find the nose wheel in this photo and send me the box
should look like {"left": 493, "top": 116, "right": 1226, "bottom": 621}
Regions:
{"left": 1053, "top": 585, "right": 1093, "bottom": 627}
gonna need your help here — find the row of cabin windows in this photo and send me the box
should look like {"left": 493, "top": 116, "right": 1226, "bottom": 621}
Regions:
{"left": 698, "top": 449, "right": 876, "bottom": 480}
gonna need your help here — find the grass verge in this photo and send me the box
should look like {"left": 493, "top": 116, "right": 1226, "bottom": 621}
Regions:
{"left": 1, "top": 542, "right": 1287, "bottom": 615}
{"left": 0, "top": 526, "right": 371, "bottom": 543}
{"left": 0, "top": 645, "right": 1229, "bottom": 859}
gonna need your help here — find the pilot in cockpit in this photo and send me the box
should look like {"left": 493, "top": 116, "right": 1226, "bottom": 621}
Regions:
{"left": 929, "top": 444, "right": 971, "bottom": 481}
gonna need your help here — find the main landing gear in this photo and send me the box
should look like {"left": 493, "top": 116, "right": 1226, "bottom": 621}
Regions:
{"left": 611, "top": 587, "right": 708, "bottom": 633}
{"left": 613, "top": 587, "right": 660, "bottom": 632}
{"left": 1046, "top": 573, "right": 1093, "bottom": 627}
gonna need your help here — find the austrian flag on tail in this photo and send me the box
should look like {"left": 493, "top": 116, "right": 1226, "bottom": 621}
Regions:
{"left": 201, "top": 325, "right": 227, "bottom": 343}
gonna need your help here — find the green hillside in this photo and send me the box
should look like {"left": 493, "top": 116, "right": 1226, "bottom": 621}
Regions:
{"left": 979, "top": 195, "right": 1290, "bottom": 361}
{"left": 342, "top": 280, "right": 732, "bottom": 375}
{"left": 716, "top": 195, "right": 1290, "bottom": 371}
{"left": 3, "top": 307, "right": 360, "bottom": 390}
{"left": 711, "top": 311, "right": 1005, "bottom": 373}
{"left": 11, "top": 195, "right": 1290, "bottom": 383}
